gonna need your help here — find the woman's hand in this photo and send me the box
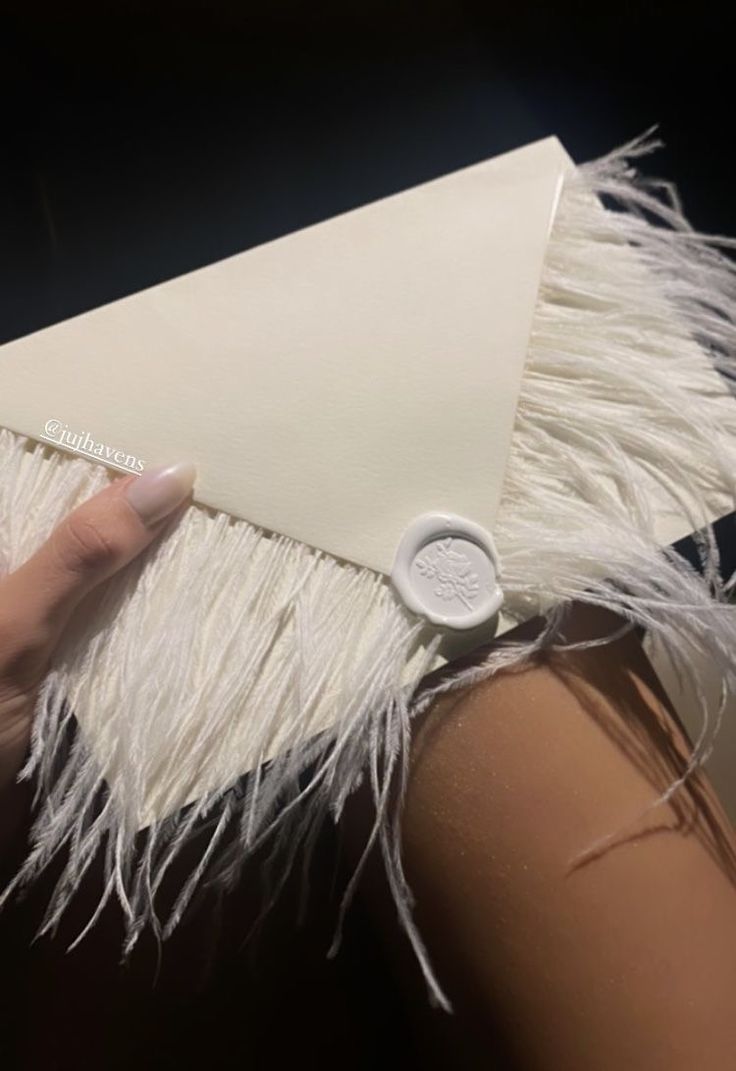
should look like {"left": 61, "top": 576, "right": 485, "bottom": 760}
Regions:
{"left": 0, "top": 461, "right": 195, "bottom": 851}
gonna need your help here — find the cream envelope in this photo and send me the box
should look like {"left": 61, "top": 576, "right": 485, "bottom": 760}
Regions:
{"left": 2, "top": 132, "right": 736, "bottom": 975}
{"left": 0, "top": 136, "right": 570, "bottom": 578}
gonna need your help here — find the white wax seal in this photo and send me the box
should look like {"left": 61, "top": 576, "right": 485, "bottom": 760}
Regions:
{"left": 390, "top": 512, "right": 503, "bottom": 630}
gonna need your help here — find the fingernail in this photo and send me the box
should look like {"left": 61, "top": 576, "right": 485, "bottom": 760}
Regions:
{"left": 125, "top": 462, "right": 196, "bottom": 526}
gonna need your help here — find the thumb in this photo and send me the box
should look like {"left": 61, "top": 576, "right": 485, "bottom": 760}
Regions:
{"left": 3, "top": 461, "right": 196, "bottom": 644}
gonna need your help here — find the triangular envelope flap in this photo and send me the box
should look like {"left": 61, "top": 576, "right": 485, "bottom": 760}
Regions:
{"left": 0, "top": 137, "right": 571, "bottom": 575}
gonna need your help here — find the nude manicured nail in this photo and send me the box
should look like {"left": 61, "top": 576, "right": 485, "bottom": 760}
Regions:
{"left": 125, "top": 462, "right": 196, "bottom": 526}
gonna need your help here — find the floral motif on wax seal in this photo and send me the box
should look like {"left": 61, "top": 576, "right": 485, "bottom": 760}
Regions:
{"left": 390, "top": 513, "right": 504, "bottom": 631}
{"left": 414, "top": 538, "right": 481, "bottom": 611}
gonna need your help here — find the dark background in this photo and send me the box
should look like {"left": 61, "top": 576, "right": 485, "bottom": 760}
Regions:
{"left": 0, "top": 4, "right": 734, "bottom": 1069}
{"left": 1, "top": 3, "right": 734, "bottom": 346}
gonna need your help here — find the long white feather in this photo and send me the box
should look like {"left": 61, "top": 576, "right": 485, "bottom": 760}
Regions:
{"left": 1, "top": 133, "right": 735, "bottom": 1009}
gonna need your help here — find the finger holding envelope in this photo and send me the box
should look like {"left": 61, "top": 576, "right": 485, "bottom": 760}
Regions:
{"left": 0, "top": 461, "right": 196, "bottom": 794}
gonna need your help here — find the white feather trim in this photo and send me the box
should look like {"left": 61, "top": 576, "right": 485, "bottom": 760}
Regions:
{"left": 1, "top": 133, "right": 735, "bottom": 1010}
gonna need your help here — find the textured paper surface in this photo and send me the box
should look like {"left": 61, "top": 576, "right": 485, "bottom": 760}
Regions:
{"left": 0, "top": 137, "right": 570, "bottom": 575}
{"left": 3, "top": 137, "right": 735, "bottom": 823}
